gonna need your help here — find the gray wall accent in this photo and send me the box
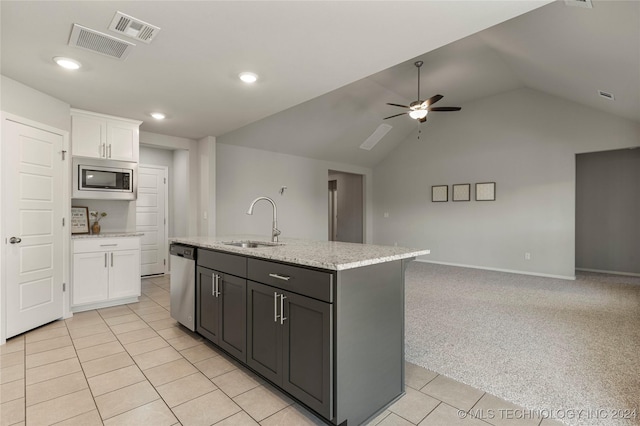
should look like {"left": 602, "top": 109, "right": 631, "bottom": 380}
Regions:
{"left": 328, "top": 171, "right": 364, "bottom": 243}
{"left": 576, "top": 149, "right": 640, "bottom": 274}
{"left": 373, "top": 88, "right": 640, "bottom": 278}
{"left": 215, "top": 143, "right": 373, "bottom": 242}
{"left": 140, "top": 146, "right": 174, "bottom": 237}
{"left": 1, "top": 75, "right": 70, "bottom": 131}
{"left": 140, "top": 131, "right": 201, "bottom": 237}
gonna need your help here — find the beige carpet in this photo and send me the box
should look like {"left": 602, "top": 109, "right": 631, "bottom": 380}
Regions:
{"left": 404, "top": 263, "right": 640, "bottom": 426}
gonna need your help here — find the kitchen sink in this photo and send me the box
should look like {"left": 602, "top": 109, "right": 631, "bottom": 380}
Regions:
{"left": 221, "top": 240, "right": 283, "bottom": 248}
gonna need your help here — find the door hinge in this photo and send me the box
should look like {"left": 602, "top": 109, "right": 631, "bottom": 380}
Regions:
{"left": 163, "top": 259, "right": 166, "bottom": 265}
{"left": 61, "top": 150, "right": 67, "bottom": 160}
{"left": 164, "top": 218, "right": 166, "bottom": 225}
{"left": 164, "top": 178, "right": 166, "bottom": 184}
{"left": 63, "top": 283, "right": 66, "bottom": 292}
{"left": 62, "top": 217, "right": 65, "bottom": 226}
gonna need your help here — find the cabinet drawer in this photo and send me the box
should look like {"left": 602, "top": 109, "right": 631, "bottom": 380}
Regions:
{"left": 74, "top": 237, "right": 140, "bottom": 253}
{"left": 248, "top": 258, "right": 333, "bottom": 303}
{"left": 198, "top": 249, "right": 247, "bottom": 278}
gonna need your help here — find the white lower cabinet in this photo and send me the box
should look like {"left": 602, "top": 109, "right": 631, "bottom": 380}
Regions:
{"left": 72, "top": 237, "right": 141, "bottom": 310}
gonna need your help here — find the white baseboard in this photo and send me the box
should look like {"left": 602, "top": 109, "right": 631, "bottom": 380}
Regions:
{"left": 415, "top": 259, "right": 576, "bottom": 281}
{"left": 576, "top": 268, "right": 640, "bottom": 277}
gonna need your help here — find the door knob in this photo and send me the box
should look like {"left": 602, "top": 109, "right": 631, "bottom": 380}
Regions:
{"left": 9, "top": 237, "right": 22, "bottom": 244}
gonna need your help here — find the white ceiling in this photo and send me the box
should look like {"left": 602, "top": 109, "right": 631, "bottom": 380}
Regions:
{"left": 2, "top": 1, "right": 638, "bottom": 169}
{"left": 217, "top": 0, "right": 640, "bottom": 167}
{"left": 1, "top": 1, "right": 551, "bottom": 141}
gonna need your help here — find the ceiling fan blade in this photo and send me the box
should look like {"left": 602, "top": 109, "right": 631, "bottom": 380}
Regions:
{"left": 421, "top": 94, "right": 443, "bottom": 108}
{"left": 383, "top": 112, "right": 408, "bottom": 120}
{"left": 386, "top": 103, "right": 410, "bottom": 109}
{"left": 427, "top": 106, "right": 461, "bottom": 112}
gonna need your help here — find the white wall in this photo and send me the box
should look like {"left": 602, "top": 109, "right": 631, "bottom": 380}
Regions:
{"left": 216, "top": 143, "right": 373, "bottom": 242}
{"left": 1, "top": 76, "right": 70, "bottom": 131}
{"left": 198, "top": 136, "right": 216, "bottom": 237}
{"left": 373, "top": 88, "right": 640, "bottom": 279}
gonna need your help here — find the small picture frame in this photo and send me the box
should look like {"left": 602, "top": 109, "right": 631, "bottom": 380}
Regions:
{"left": 71, "top": 206, "right": 90, "bottom": 234}
{"left": 452, "top": 184, "right": 471, "bottom": 202}
{"left": 431, "top": 185, "right": 448, "bottom": 202}
{"left": 475, "top": 182, "right": 496, "bottom": 201}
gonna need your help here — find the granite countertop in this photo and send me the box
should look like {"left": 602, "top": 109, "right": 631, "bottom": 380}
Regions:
{"left": 72, "top": 232, "right": 144, "bottom": 239}
{"left": 170, "top": 235, "right": 430, "bottom": 271}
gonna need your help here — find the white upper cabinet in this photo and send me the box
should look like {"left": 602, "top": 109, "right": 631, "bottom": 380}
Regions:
{"left": 71, "top": 109, "right": 142, "bottom": 162}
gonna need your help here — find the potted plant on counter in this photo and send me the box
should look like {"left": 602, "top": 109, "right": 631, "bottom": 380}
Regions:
{"left": 90, "top": 211, "right": 107, "bottom": 235}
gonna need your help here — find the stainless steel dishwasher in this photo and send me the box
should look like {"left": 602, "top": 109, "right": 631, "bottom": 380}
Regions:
{"left": 170, "top": 243, "right": 197, "bottom": 331}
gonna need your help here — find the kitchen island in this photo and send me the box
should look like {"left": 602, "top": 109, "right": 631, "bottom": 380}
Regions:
{"left": 171, "top": 236, "right": 429, "bottom": 425}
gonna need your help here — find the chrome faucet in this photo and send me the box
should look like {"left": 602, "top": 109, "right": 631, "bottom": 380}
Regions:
{"left": 246, "top": 196, "right": 281, "bottom": 242}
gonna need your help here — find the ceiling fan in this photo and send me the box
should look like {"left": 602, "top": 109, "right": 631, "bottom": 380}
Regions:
{"left": 384, "top": 61, "right": 461, "bottom": 124}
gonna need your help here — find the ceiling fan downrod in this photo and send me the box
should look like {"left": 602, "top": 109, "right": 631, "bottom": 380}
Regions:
{"left": 415, "top": 61, "right": 423, "bottom": 102}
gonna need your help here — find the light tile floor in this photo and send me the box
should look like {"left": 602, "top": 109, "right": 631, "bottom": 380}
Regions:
{"left": 0, "top": 276, "right": 565, "bottom": 426}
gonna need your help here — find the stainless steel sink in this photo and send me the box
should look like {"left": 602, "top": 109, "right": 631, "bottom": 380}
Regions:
{"left": 221, "top": 240, "right": 282, "bottom": 248}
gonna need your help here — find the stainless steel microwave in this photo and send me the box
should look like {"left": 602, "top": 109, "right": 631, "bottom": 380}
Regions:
{"left": 72, "top": 158, "right": 137, "bottom": 200}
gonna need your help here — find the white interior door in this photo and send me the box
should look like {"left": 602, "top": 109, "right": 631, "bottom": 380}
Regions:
{"left": 3, "top": 118, "right": 64, "bottom": 338}
{"left": 136, "top": 165, "right": 167, "bottom": 276}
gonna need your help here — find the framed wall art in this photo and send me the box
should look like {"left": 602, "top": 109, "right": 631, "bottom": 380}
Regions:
{"left": 475, "top": 182, "right": 496, "bottom": 201}
{"left": 71, "top": 206, "right": 90, "bottom": 234}
{"left": 452, "top": 184, "right": 471, "bottom": 202}
{"left": 431, "top": 185, "right": 448, "bottom": 202}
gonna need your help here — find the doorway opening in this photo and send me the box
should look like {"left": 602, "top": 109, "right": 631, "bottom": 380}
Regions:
{"left": 327, "top": 170, "right": 364, "bottom": 243}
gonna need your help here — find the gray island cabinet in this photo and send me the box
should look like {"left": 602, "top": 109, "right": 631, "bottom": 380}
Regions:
{"left": 174, "top": 236, "right": 429, "bottom": 426}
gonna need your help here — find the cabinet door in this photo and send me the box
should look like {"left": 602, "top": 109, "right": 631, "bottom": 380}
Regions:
{"left": 282, "top": 292, "right": 333, "bottom": 418}
{"left": 247, "top": 281, "right": 282, "bottom": 385}
{"left": 218, "top": 274, "right": 246, "bottom": 362}
{"left": 73, "top": 252, "right": 109, "bottom": 305}
{"left": 106, "top": 121, "right": 138, "bottom": 161}
{"left": 72, "top": 114, "right": 106, "bottom": 158}
{"left": 196, "top": 267, "right": 219, "bottom": 343}
{"left": 108, "top": 249, "right": 141, "bottom": 299}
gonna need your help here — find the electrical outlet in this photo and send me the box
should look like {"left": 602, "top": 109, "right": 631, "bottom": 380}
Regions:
{"left": 525, "top": 252, "right": 531, "bottom": 261}
{"left": 384, "top": 212, "right": 389, "bottom": 218}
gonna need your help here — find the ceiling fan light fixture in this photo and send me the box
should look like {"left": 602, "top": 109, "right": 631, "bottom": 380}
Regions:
{"left": 409, "top": 110, "right": 428, "bottom": 120}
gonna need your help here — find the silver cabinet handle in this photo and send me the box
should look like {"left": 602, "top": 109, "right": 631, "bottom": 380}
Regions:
{"left": 269, "top": 273, "right": 291, "bottom": 281}
{"left": 274, "top": 292, "right": 279, "bottom": 322}
{"left": 9, "top": 237, "right": 22, "bottom": 244}
{"left": 280, "top": 295, "right": 287, "bottom": 324}
{"left": 111, "top": 252, "right": 114, "bottom": 267}
{"left": 213, "top": 274, "right": 221, "bottom": 298}
{"left": 104, "top": 253, "right": 108, "bottom": 268}
{"left": 102, "top": 143, "right": 106, "bottom": 158}
{"left": 100, "top": 244, "right": 117, "bottom": 247}
{"left": 108, "top": 144, "right": 112, "bottom": 158}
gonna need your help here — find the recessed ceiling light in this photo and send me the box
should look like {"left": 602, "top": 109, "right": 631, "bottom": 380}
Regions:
{"left": 150, "top": 112, "right": 166, "bottom": 120}
{"left": 53, "top": 57, "right": 81, "bottom": 70}
{"left": 239, "top": 72, "right": 258, "bottom": 83}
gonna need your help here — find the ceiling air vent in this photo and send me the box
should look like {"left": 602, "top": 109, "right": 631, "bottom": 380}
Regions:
{"left": 68, "top": 24, "right": 134, "bottom": 60}
{"left": 564, "top": 0, "right": 593, "bottom": 8}
{"left": 360, "top": 124, "right": 392, "bottom": 150}
{"left": 109, "top": 12, "right": 160, "bottom": 44}
{"left": 598, "top": 90, "right": 615, "bottom": 101}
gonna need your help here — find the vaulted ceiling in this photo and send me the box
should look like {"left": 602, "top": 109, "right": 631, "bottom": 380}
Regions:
{"left": 2, "top": 1, "right": 638, "bottom": 168}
